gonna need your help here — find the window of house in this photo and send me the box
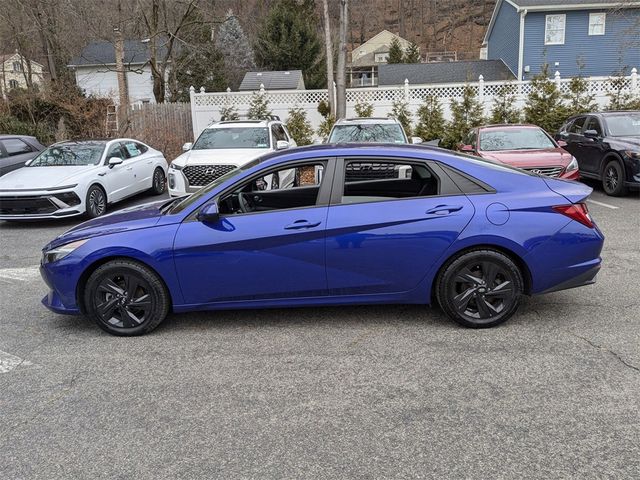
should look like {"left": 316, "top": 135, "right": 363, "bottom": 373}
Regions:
{"left": 219, "top": 162, "right": 326, "bottom": 215}
{"left": 589, "top": 13, "right": 606, "bottom": 35}
{"left": 545, "top": 14, "right": 566, "bottom": 45}
{"left": 1, "top": 139, "right": 32, "bottom": 157}
{"left": 12, "top": 61, "right": 22, "bottom": 72}
{"left": 374, "top": 53, "right": 389, "bottom": 63}
{"left": 8, "top": 79, "right": 19, "bottom": 89}
{"left": 341, "top": 160, "right": 439, "bottom": 204}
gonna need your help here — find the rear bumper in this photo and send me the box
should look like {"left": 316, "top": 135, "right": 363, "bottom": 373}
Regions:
{"left": 538, "top": 261, "right": 600, "bottom": 295}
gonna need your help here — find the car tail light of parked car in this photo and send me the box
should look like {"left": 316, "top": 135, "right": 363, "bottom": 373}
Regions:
{"left": 552, "top": 203, "right": 594, "bottom": 229}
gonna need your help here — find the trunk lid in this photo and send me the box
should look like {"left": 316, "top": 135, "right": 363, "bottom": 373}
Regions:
{"left": 543, "top": 177, "right": 593, "bottom": 204}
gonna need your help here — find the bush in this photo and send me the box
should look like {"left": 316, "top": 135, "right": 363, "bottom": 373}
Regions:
{"left": 489, "top": 84, "right": 521, "bottom": 124}
{"left": 0, "top": 115, "right": 55, "bottom": 144}
{"left": 354, "top": 101, "right": 374, "bottom": 118}
{"left": 317, "top": 114, "right": 336, "bottom": 139}
{"left": 219, "top": 105, "right": 239, "bottom": 121}
{"left": 414, "top": 95, "right": 446, "bottom": 142}
{"left": 523, "top": 65, "right": 570, "bottom": 133}
{"left": 606, "top": 75, "right": 640, "bottom": 110}
{"left": 566, "top": 77, "right": 597, "bottom": 116}
{"left": 442, "top": 85, "right": 484, "bottom": 149}
{"left": 247, "top": 92, "right": 272, "bottom": 119}
{"left": 317, "top": 99, "right": 331, "bottom": 118}
{"left": 286, "top": 107, "right": 314, "bottom": 145}
{"left": 389, "top": 98, "right": 412, "bottom": 136}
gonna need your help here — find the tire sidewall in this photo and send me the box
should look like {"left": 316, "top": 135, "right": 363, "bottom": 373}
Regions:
{"left": 85, "top": 185, "right": 107, "bottom": 218}
{"left": 152, "top": 168, "right": 166, "bottom": 195}
{"left": 602, "top": 159, "right": 626, "bottom": 196}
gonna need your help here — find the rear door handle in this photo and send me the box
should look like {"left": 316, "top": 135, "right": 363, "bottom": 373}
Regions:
{"left": 126, "top": 167, "right": 133, "bottom": 171}
{"left": 284, "top": 220, "right": 322, "bottom": 230}
{"left": 426, "top": 204, "right": 463, "bottom": 215}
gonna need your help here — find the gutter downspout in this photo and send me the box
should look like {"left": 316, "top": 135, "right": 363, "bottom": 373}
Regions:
{"left": 517, "top": 9, "right": 528, "bottom": 81}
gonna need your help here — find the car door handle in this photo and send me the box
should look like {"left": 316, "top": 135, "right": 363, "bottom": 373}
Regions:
{"left": 426, "top": 205, "right": 463, "bottom": 215}
{"left": 126, "top": 167, "right": 133, "bottom": 171}
{"left": 284, "top": 220, "right": 322, "bottom": 230}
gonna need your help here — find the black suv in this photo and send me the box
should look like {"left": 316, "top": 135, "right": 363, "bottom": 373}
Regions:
{"left": 556, "top": 111, "right": 640, "bottom": 196}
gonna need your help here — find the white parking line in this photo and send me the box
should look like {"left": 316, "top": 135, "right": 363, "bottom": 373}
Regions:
{"left": 0, "top": 350, "right": 33, "bottom": 373}
{"left": 587, "top": 199, "right": 619, "bottom": 210}
{"left": 0, "top": 266, "right": 40, "bottom": 283}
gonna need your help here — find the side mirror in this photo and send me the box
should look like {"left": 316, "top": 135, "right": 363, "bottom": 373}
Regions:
{"left": 182, "top": 142, "right": 193, "bottom": 152}
{"left": 460, "top": 144, "right": 475, "bottom": 152}
{"left": 557, "top": 140, "right": 568, "bottom": 147}
{"left": 108, "top": 157, "right": 124, "bottom": 168}
{"left": 584, "top": 130, "right": 599, "bottom": 139}
{"left": 197, "top": 202, "right": 219, "bottom": 223}
{"left": 275, "top": 140, "right": 290, "bottom": 150}
{"left": 411, "top": 136, "right": 423, "bottom": 144}
{"left": 24, "top": 159, "right": 33, "bottom": 166}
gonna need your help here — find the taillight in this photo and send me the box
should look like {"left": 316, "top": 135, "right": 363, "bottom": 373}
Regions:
{"left": 553, "top": 203, "right": 594, "bottom": 228}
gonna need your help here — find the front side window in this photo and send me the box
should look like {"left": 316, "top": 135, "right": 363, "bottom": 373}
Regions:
{"left": 584, "top": 117, "right": 603, "bottom": 136}
{"left": 569, "top": 117, "right": 586, "bottom": 134}
{"left": 271, "top": 124, "right": 287, "bottom": 143}
{"left": 192, "top": 127, "right": 270, "bottom": 150}
{"left": 589, "top": 13, "right": 606, "bottom": 35}
{"left": 1, "top": 138, "right": 32, "bottom": 156}
{"left": 545, "top": 14, "right": 566, "bottom": 45}
{"left": 29, "top": 143, "right": 105, "bottom": 167}
{"left": 604, "top": 113, "right": 640, "bottom": 137}
{"left": 479, "top": 128, "right": 556, "bottom": 151}
{"left": 341, "top": 159, "right": 439, "bottom": 204}
{"left": 219, "top": 162, "right": 326, "bottom": 215}
{"left": 106, "top": 143, "right": 126, "bottom": 160}
{"left": 328, "top": 124, "right": 406, "bottom": 144}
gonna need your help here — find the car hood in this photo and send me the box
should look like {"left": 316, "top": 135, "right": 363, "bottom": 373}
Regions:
{"left": 479, "top": 148, "right": 572, "bottom": 167}
{"left": 0, "top": 166, "right": 97, "bottom": 190}
{"left": 611, "top": 136, "right": 640, "bottom": 149}
{"left": 173, "top": 148, "right": 269, "bottom": 167}
{"left": 45, "top": 199, "right": 169, "bottom": 250}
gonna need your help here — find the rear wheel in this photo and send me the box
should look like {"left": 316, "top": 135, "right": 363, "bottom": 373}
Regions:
{"left": 84, "top": 259, "right": 170, "bottom": 336}
{"left": 85, "top": 185, "right": 107, "bottom": 218}
{"left": 602, "top": 159, "right": 628, "bottom": 196}
{"left": 436, "top": 249, "right": 523, "bottom": 328}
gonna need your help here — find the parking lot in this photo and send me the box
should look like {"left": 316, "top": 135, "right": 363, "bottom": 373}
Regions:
{"left": 0, "top": 183, "right": 638, "bottom": 478}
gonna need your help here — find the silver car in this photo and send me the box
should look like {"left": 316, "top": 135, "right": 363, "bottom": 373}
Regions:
{"left": 0, "top": 135, "right": 45, "bottom": 176}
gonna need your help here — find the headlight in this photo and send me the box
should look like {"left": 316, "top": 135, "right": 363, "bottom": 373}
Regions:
{"left": 169, "top": 162, "right": 183, "bottom": 171}
{"left": 622, "top": 150, "right": 640, "bottom": 160}
{"left": 566, "top": 157, "right": 579, "bottom": 171}
{"left": 42, "top": 239, "right": 88, "bottom": 264}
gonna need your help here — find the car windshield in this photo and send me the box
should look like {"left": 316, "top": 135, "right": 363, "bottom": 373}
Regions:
{"left": 192, "top": 127, "right": 270, "bottom": 149}
{"left": 479, "top": 128, "right": 556, "bottom": 151}
{"left": 605, "top": 114, "right": 640, "bottom": 136}
{"left": 168, "top": 158, "right": 262, "bottom": 214}
{"left": 28, "top": 143, "right": 105, "bottom": 166}
{"left": 328, "top": 124, "right": 406, "bottom": 143}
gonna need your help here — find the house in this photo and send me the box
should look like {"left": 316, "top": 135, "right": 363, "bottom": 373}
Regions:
{"left": 483, "top": 0, "right": 640, "bottom": 80}
{"left": 349, "top": 30, "right": 415, "bottom": 87}
{"left": 0, "top": 52, "right": 44, "bottom": 96}
{"left": 378, "top": 60, "right": 516, "bottom": 86}
{"left": 239, "top": 70, "right": 305, "bottom": 91}
{"left": 68, "top": 39, "right": 170, "bottom": 104}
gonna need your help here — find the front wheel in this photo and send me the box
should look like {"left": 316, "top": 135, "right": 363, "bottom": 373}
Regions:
{"left": 151, "top": 167, "right": 166, "bottom": 195}
{"left": 85, "top": 185, "right": 107, "bottom": 218}
{"left": 84, "top": 259, "right": 170, "bottom": 336}
{"left": 436, "top": 249, "right": 524, "bottom": 328}
{"left": 602, "top": 159, "right": 628, "bottom": 196}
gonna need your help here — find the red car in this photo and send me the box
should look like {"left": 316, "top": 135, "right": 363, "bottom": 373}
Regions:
{"left": 458, "top": 124, "right": 580, "bottom": 180}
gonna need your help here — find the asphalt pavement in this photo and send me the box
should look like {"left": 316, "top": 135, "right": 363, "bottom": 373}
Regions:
{"left": 1, "top": 184, "right": 639, "bottom": 479}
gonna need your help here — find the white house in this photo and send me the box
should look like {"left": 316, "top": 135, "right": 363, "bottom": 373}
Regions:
{"left": 349, "top": 30, "right": 415, "bottom": 87}
{"left": 0, "top": 52, "right": 44, "bottom": 97}
{"left": 68, "top": 39, "right": 168, "bottom": 105}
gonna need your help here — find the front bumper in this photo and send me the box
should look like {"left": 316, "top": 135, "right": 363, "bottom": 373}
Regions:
{"left": 0, "top": 188, "right": 84, "bottom": 220}
{"left": 40, "top": 264, "right": 81, "bottom": 315}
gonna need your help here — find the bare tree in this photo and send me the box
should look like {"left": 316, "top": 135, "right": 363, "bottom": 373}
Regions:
{"left": 335, "top": 0, "right": 349, "bottom": 119}
{"left": 321, "top": 0, "right": 335, "bottom": 116}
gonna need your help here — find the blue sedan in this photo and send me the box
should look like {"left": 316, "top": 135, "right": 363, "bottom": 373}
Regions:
{"left": 40, "top": 144, "right": 604, "bottom": 336}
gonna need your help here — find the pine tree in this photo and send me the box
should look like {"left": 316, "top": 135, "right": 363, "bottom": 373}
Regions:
{"left": 247, "top": 92, "right": 272, "bottom": 119}
{"left": 387, "top": 38, "right": 404, "bottom": 64}
{"left": 443, "top": 86, "right": 485, "bottom": 149}
{"left": 255, "top": 0, "right": 324, "bottom": 89}
{"left": 523, "top": 65, "right": 570, "bottom": 133}
{"left": 286, "top": 107, "right": 314, "bottom": 145}
{"left": 565, "top": 77, "right": 597, "bottom": 116}
{"left": 403, "top": 43, "right": 421, "bottom": 63}
{"left": 606, "top": 74, "right": 640, "bottom": 110}
{"left": 354, "top": 101, "right": 374, "bottom": 117}
{"left": 317, "top": 114, "right": 336, "bottom": 139}
{"left": 215, "top": 10, "right": 255, "bottom": 89}
{"left": 389, "top": 98, "right": 412, "bottom": 136}
{"left": 414, "top": 95, "right": 447, "bottom": 142}
{"left": 489, "top": 84, "right": 521, "bottom": 124}
{"left": 219, "top": 105, "right": 239, "bottom": 121}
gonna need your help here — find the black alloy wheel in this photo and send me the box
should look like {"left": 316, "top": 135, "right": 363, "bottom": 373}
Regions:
{"left": 86, "top": 185, "right": 107, "bottom": 218}
{"left": 152, "top": 168, "right": 166, "bottom": 195}
{"left": 84, "top": 259, "right": 169, "bottom": 336}
{"left": 602, "top": 160, "right": 627, "bottom": 196}
{"left": 436, "top": 249, "right": 523, "bottom": 328}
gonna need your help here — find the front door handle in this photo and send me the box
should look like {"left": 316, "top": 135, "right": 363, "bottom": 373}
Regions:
{"left": 126, "top": 167, "right": 133, "bottom": 171}
{"left": 284, "top": 220, "right": 322, "bottom": 230}
{"left": 426, "top": 204, "right": 463, "bottom": 215}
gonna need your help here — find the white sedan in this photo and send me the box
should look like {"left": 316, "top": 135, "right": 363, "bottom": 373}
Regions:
{"left": 0, "top": 139, "right": 167, "bottom": 220}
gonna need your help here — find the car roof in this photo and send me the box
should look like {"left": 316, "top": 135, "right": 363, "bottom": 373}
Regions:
{"left": 478, "top": 124, "right": 541, "bottom": 130}
{"left": 334, "top": 117, "right": 401, "bottom": 125}
{"left": 207, "top": 119, "right": 280, "bottom": 129}
{"left": 0, "top": 134, "right": 37, "bottom": 139}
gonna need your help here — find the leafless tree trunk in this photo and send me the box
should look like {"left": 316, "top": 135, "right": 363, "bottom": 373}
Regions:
{"left": 321, "top": 0, "right": 335, "bottom": 116}
{"left": 335, "top": 0, "right": 349, "bottom": 119}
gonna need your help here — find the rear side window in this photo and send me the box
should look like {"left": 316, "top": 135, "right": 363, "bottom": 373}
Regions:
{"left": 1, "top": 138, "right": 32, "bottom": 157}
{"left": 123, "top": 142, "right": 142, "bottom": 158}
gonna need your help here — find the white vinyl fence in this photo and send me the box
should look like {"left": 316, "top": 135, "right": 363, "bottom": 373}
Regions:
{"left": 189, "top": 68, "right": 639, "bottom": 140}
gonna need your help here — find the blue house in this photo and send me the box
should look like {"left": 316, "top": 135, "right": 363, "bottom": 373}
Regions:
{"left": 483, "top": 0, "right": 640, "bottom": 80}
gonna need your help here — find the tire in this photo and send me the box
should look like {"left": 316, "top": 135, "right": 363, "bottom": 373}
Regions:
{"left": 83, "top": 259, "right": 170, "bottom": 336}
{"left": 436, "top": 249, "right": 524, "bottom": 329}
{"left": 150, "top": 167, "right": 166, "bottom": 195}
{"left": 85, "top": 184, "right": 107, "bottom": 218}
{"left": 602, "top": 159, "right": 628, "bottom": 197}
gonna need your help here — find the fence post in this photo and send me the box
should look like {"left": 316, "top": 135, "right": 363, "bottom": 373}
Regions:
{"left": 404, "top": 79, "right": 410, "bottom": 102}
{"left": 200, "top": 86, "right": 205, "bottom": 93}
{"left": 554, "top": 71, "right": 561, "bottom": 89}
{"left": 631, "top": 68, "right": 638, "bottom": 92}
{"left": 478, "top": 75, "right": 485, "bottom": 100}
{"left": 189, "top": 86, "right": 198, "bottom": 140}
{"left": 260, "top": 83, "right": 265, "bottom": 94}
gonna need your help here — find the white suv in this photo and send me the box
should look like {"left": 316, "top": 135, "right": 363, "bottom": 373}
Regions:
{"left": 168, "top": 118, "right": 296, "bottom": 197}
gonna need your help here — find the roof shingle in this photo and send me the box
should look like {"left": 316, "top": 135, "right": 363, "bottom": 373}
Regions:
{"left": 378, "top": 60, "right": 516, "bottom": 86}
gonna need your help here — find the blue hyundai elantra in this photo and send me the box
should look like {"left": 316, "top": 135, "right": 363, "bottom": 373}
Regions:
{"left": 40, "top": 144, "right": 604, "bottom": 336}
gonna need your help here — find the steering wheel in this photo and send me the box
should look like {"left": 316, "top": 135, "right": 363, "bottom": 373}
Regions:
{"left": 237, "top": 192, "right": 253, "bottom": 213}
